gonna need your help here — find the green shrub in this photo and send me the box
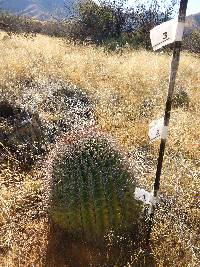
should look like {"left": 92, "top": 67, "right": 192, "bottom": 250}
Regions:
{"left": 102, "top": 32, "right": 143, "bottom": 51}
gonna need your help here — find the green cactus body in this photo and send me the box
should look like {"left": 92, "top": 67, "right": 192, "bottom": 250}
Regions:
{"left": 50, "top": 132, "right": 142, "bottom": 243}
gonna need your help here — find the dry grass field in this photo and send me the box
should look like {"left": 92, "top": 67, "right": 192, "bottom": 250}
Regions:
{"left": 0, "top": 31, "right": 199, "bottom": 266}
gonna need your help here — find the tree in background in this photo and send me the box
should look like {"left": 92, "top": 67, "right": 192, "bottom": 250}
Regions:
{"left": 74, "top": 0, "right": 127, "bottom": 43}
{"left": 73, "top": 0, "right": 178, "bottom": 49}
{"left": 127, "top": 0, "right": 178, "bottom": 49}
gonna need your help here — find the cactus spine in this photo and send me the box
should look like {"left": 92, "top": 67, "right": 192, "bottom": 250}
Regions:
{"left": 50, "top": 131, "right": 142, "bottom": 243}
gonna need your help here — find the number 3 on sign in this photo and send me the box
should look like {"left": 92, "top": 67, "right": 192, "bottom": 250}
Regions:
{"left": 150, "top": 18, "right": 185, "bottom": 51}
{"left": 163, "top": 32, "right": 168, "bottom": 40}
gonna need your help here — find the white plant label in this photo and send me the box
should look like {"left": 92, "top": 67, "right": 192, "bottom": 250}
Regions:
{"left": 150, "top": 18, "right": 185, "bottom": 51}
{"left": 134, "top": 188, "right": 154, "bottom": 205}
{"left": 149, "top": 117, "right": 168, "bottom": 141}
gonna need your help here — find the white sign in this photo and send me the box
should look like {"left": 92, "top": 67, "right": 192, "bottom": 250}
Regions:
{"left": 134, "top": 188, "right": 154, "bottom": 205}
{"left": 150, "top": 18, "right": 185, "bottom": 51}
{"left": 149, "top": 117, "right": 168, "bottom": 141}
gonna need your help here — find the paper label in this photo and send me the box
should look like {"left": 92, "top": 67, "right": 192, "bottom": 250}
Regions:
{"left": 134, "top": 188, "right": 154, "bottom": 205}
{"left": 150, "top": 18, "right": 185, "bottom": 51}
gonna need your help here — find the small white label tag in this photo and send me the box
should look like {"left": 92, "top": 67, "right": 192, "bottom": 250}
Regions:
{"left": 150, "top": 18, "right": 185, "bottom": 51}
{"left": 149, "top": 117, "right": 168, "bottom": 141}
{"left": 134, "top": 188, "right": 154, "bottom": 205}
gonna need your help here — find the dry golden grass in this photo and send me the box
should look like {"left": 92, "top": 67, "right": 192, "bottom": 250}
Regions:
{"left": 0, "top": 30, "right": 199, "bottom": 266}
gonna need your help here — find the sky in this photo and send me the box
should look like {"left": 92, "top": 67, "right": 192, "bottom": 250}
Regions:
{"left": 127, "top": 1, "right": 200, "bottom": 15}
{"left": 95, "top": 0, "right": 200, "bottom": 16}
{"left": 185, "top": 0, "right": 200, "bottom": 15}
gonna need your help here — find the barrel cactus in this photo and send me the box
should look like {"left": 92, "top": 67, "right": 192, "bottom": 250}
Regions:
{"left": 49, "top": 129, "right": 143, "bottom": 244}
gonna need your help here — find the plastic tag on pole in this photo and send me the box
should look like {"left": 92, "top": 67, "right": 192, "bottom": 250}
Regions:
{"left": 148, "top": 117, "right": 168, "bottom": 141}
{"left": 150, "top": 17, "right": 185, "bottom": 51}
{"left": 134, "top": 187, "right": 154, "bottom": 205}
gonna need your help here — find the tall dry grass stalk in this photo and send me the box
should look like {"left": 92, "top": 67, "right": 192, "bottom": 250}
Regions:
{"left": 0, "top": 31, "right": 199, "bottom": 266}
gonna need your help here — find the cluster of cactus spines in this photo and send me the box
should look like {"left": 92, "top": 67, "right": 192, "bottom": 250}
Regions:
{"left": 49, "top": 129, "right": 142, "bottom": 243}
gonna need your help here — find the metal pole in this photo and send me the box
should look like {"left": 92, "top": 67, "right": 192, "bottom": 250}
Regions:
{"left": 146, "top": 0, "right": 188, "bottom": 247}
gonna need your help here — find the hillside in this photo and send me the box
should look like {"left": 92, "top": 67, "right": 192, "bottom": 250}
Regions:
{"left": 185, "top": 12, "right": 200, "bottom": 31}
{"left": 0, "top": 0, "right": 76, "bottom": 20}
{"left": 0, "top": 31, "right": 199, "bottom": 266}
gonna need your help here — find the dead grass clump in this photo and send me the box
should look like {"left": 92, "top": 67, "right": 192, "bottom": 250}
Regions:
{"left": 0, "top": 162, "right": 49, "bottom": 266}
{"left": 151, "top": 154, "right": 200, "bottom": 267}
